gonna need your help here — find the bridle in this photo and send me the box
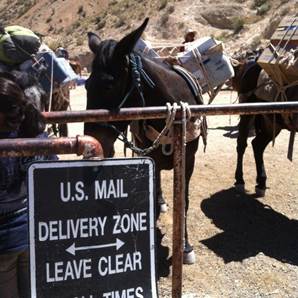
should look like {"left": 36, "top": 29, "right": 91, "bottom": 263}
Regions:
{"left": 118, "top": 53, "right": 155, "bottom": 109}
{"left": 93, "top": 53, "right": 156, "bottom": 154}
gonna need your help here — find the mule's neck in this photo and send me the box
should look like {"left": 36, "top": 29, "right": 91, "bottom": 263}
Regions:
{"left": 138, "top": 55, "right": 197, "bottom": 106}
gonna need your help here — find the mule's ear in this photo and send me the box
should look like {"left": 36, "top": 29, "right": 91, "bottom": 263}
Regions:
{"left": 114, "top": 18, "right": 149, "bottom": 59}
{"left": 88, "top": 32, "right": 101, "bottom": 53}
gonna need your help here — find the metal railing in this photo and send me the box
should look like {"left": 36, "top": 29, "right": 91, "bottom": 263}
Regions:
{"left": 42, "top": 101, "right": 298, "bottom": 298}
{"left": 0, "top": 135, "right": 103, "bottom": 158}
{"left": 2, "top": 101, "right": 298, "bottom": 297}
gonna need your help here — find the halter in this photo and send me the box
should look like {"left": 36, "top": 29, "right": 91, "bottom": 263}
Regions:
{"left": 98, "top": 53, "right": 157, "bottom": 155}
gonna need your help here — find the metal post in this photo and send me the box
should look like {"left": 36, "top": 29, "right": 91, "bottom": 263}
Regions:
{"left": 0, "top": 135, "right": 103, "bottom": 158}
{"left": 172, "top": 105, "right": 186, "bottom": 298}
{"left": 43, "top": 102, "right": 298, "bottom": 124}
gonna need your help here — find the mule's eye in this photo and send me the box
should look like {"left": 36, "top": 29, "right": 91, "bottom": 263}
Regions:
{"left": 102, "top": 73, "right": 114, "bottom": 83}
{"left": 97, "top": 73, "right": 114, "bottom": 89}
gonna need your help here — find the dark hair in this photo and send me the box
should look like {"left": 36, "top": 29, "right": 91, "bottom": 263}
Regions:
{"left": 0, "top": 73, "right": 45, "bottom": 137}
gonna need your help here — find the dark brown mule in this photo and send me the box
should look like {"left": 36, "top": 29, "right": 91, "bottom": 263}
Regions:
{"left": 84, "top": 18, "right": 203, "bottom": 264}
{"left": 231, "top": 50, "right": 298, "bottom": 196}
{"left": 69, "top": 60, "right": 82, "bottom": 77}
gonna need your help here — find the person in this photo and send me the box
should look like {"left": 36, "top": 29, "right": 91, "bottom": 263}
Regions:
{"left": 180, "top": 29, "right": 197, "bottom": 52}
{"left": 0, "top": 73, "right": 56, "bottom": 297}
{"left": 55, "top": 46, "right": 69, "bottom": 60}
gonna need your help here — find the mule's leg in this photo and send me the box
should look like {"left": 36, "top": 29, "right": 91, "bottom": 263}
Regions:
{"left": 252, "top": 117, "right": 281, "bottom": 197}
{"left": 183, "top": 172, "right": 196, "bottom": 264}
{"left": 155, "top": 169, "right": 170, "bottom": 218}
{"left": 157, "top": 185, "right": 168, "bottom": 213}
{"left": 235, "top": 115, "right": 254, "bottom": 192}
{"left": 183, "top": 140, "right": 198, "bottom": 264}
{"left": 58, "top": 124, "right": 68, "bottom": 137}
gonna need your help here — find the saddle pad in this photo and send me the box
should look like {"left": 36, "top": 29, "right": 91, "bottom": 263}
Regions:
{"left": 172, "top": 64, "right": 202, "bottom": 103}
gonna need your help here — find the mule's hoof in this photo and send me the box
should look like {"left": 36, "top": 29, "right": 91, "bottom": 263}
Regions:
{"left": 234, "top": 183, "right": 245, "bottom": 193}
{"left": 160, "top": 203, "right": 168, "bottom": 213}
{"left": 255, "top": 186, "right": 266, "bottom": 197}
{"left": 183, "top": 249, "right": 196, "bottom": 265}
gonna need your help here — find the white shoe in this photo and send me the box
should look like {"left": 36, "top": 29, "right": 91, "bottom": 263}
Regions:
{"left": 183, "top": 250, "right": 196, "bottom": 264}
{"left": 160, "top": 203, "right": 168, "bottom": 213}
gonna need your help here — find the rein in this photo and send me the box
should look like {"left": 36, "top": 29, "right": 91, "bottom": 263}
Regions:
{"left": 118, "top": 54, "right": 155, "bottom": 109}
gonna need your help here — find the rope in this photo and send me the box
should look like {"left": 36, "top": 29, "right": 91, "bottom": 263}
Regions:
{"left": 180, "top": 101, "right": 188, "bottom": 146}
{"left": 271, "top": 79, "right": 298, "bottom": 145}
{"left": 162, "top": 102, "right": 188, "bottom": 156}
{"left": 118, "top": 54, "right": 155, "bottom": 109}
{"left": 47, "top": 51, "right": 54, "bottom": 112}
{"left": 192, "top": 48, "right": 215, "bottom": 99}
{"left": 116, "top": 102, "right": 178, "bottom": 156}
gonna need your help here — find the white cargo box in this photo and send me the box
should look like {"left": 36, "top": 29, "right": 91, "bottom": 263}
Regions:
{"left": 134, "top": 38, "right": 159, "bottom": 59}
{"left": 177, "top": 37, "right": 234, "bottom": 93}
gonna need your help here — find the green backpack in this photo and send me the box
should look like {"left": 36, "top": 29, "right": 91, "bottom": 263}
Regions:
{"left": 0, "top": 25, "right": 41, "bottom": 65}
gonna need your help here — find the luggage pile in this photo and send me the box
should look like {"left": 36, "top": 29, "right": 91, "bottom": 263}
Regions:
{"left": 0, "top": 25, "right": 77, "bottom": 113}
{"left": 176, "top": 37, "right": 234, "bottom": 96}
{"left": 134, "top": 36, "right": 234, "bottom": 103}
{"left": 257, "top": 16, "right": 298, "bottom": 86}
{"left": 256, "top": 16, "right": 298, "bottom": 160}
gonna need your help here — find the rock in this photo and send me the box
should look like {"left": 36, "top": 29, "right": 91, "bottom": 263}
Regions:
{"left": 200, "top": 4, "right": 247, "bottom": 30}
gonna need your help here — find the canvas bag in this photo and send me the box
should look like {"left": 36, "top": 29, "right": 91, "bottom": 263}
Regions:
{"left": 0, "top": 25, "right": 41, "bottom": 65}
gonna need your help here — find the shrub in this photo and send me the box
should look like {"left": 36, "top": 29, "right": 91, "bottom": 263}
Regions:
{"left": 250, "top": 36, "right": 261, "bottom": 49}
{"left": 160, "top": 13, "right": 169, "bottom": 26}
{"left": 232, "top": 17, "right": 244, "bottom": 34}
{"left": 78, "top": 5, "right": 84, "bottom": 14}
{"left": 252, "top": 0, "right": 267, "bottom": 9}
{"left": 47, "top": 39, "right": 61, "bottom": 51}
{"left": 73, "top": 20, "right": 81, "bottom": 29}
{"left": 257, "top": 3, "right": 270, "bottom": 15}
{"left": 159, "top": 0, "right": 167, "bottom": 10}
{"left": 216, "top": 31, "right": 230, "bottom": 42}
{"left": 96, "top": 20, "right": 106, "bottom": 30}
{"left": 178, "top": 22, "right": 185, "bottom": 30}
{"left": 167, "top": 5, "right": 175, "bottom": 14}
{"left": 76, "top": 37, "right": 84, "bottom": 46}
{"left": 114, "top": 17, "right": 125, "bottom": 28}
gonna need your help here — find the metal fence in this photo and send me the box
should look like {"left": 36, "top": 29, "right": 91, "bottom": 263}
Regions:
{"left": 1, "top": 101, "right": 298, "bottom": 297}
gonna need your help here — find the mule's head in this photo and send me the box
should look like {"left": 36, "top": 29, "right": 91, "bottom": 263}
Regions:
{"left": 228, "top": 49, "right": 264, "bottom": 95}
{"left": 227, "top": 58, "right": 244, "bottom": 93}
{"left": 86, "top": 18, "right": 149, "bottom": 110}
{"left": 85, "top": 18, "right": 149, "bottom": 157}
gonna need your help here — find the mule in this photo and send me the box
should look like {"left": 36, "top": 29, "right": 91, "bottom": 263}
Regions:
{"left": 2, "top": 70, "right": 70, "bottom": 137}
{"left": 69, "top": 59, "right": 82, "bottom": 77}
{"left": 231, "top": 50, "right": 298, "bottom": 196}
{"left": 84, "top": 18, "right": 204, "bottom": 264}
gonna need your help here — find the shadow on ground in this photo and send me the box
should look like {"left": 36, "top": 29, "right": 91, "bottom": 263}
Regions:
{"left": 209, "top": 125, "right": 256, "bottom": 139}
{"left": 156, "top": 228, "right": 171, "bottom": 278}
{"left": 200, "top": 187, "right": 298, "bottom": 265}
{"left": 209, "top": 125, "right": 239, "bottom": 138}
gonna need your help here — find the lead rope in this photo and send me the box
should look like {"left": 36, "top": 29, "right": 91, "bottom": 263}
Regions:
{"left": 161, "top": 102, "right": 192, "bottom": 155}
{"left": 115, "top": 102, "right": 178, "bottom": 156}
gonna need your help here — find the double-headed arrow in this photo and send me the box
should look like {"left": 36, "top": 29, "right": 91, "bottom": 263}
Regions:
{"left": 66, "top": 238, "right": 125, "bottom": 256}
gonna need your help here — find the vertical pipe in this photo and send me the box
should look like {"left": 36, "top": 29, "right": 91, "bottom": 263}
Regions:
{"left": 172, "top": 107, "right": 186, "bottom": 298}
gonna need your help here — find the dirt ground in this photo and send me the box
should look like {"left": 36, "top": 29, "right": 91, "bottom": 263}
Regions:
{"left": 69, "top": 85, "right": 298, "bottom": 298}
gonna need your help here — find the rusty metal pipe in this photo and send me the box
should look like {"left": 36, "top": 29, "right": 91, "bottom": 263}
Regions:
{"left": 0, "top": 135, "right": 103, "bottom": 158}
{"left": 43, "top": 102, "right": 298, "bottom": 124}
{"left": 172, "top": 118, "right": 186, "bottom": 298}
